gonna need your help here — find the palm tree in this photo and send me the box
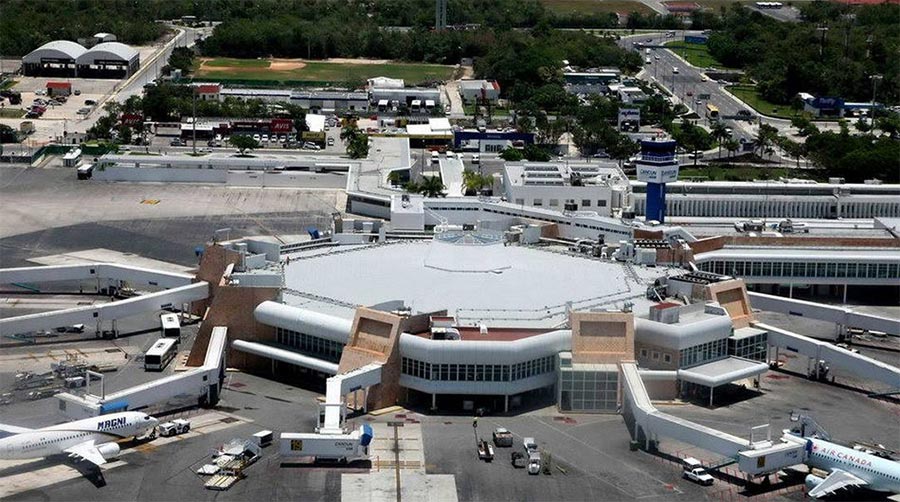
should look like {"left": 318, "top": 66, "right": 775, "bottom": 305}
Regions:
{"left": 462, "top": 170, "right": 490, "bottom": 195}
{"left": 710, "top": 122, "right": 729, "bottom": 160}
{"left": 419, "top": 176, "right": 446, "bottom": 198}
{"left": 754, "top": 124, "right": 779, "bottom": 162}
{"left": 724, "top": 138, "right": 740, "bottom": 162}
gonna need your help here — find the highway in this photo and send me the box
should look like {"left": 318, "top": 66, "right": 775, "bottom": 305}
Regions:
{"left": 620, "top": 32, "right": 760, "bottom": 154}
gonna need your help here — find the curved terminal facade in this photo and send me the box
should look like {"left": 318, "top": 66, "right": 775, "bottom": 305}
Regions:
{"left": 194, "top": 233, "right": 789, "bottom": 414}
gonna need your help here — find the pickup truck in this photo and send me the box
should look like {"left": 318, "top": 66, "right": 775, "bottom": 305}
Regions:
{"left": 684, "top": 467, "right": 715, "bottom": 485}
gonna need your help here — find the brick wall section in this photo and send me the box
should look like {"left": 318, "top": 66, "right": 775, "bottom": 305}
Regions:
{"left": 706, "top": 279, "right": 754, "bottom": 329}
{"left": 539, "top": 223, "right": 560, "bottom": 239}
{"left": 190, "top": 244, "right": 243, "bottom": 317}
{"left": 185, "top": 243, "right": 276, "bottom": 368}
{"left": 688, "top": 236, "right": 726, "bottom": 254}
{"left": 724, "top": 236, "right": 900, "bottom": 247}
{"left": 187, "top": 285, "right": 279, "bottom": 367}
{"left": 634, "top": 229, "right": 664, "bottom": 240}
{"left": 570, "top": 311, "right": 635, "bottom": 364}
{"left": 337, "top": 308, "right": 405, "bottom": 410}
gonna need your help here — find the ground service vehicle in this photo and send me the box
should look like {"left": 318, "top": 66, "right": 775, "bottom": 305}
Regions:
{"left": 523, "top": 437, "right": 537, "bottom": 453}
{"left": 684, "top": 468, "right": 715, "bottom": 485}
{"left": 682, "top": 457, "right": 715, "bottom": 485}
{"left": 158, "top": 419, "right": 191, "bottom": 437}
{"left": 478, "top": 439, "right": 494, "bottom": 461}
{"left": 527, "top": 451, "right": 542, "bottom": 474}
{"left": 144, "top": 338, "right": 177, "bottom": 371}
{"left": 493, "top": 428, "right": 513, "bottom": 447}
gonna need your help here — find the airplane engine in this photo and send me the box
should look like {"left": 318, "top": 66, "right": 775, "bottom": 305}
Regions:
{"left": 97, "top": 442, "right": 121, "bottom": 460}
{"left": 805, "top": 474, "right": 825, "bottom": 491}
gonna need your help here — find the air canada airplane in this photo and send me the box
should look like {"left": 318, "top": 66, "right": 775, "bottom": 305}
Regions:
{"left": 802, "top": 436, "right": 900, "bottom": 499}
{"left": 0, "top": 411, "right": 158, "bottom": 466}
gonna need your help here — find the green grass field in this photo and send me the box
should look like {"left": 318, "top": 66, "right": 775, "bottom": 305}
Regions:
{"left": 664, "top": 41, "right": 735, "bottom": 69}
{"left": 726, "top": 85, "right": 797, "bottom": 119}
{"left": 194, "top": 58, "right": 456, "bottom": 85}
{"left": 541, "top": 0, "right": 654, "bottom": 15}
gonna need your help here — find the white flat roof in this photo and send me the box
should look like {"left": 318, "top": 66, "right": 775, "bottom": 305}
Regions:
{"left": 679, "top": 357, "right": 769, "bottom": 387}
{"left": 283, "top": 240, "right": 672, "bottom": 327}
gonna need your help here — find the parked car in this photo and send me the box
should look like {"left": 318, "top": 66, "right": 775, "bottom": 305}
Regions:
{"left": 252, "top": 133, "right": 261, "bottom": 142}
{"left": 327, "top": 137, "right": 335, "bottom": 146}
{"left": 170, "top": 139, "right": 184, "bottom": 146}
{"left": 84, "top": 99, "right": 97, "bottom": 106}
{"left": 73, "top": 89, "right": 81, "bottom": 96}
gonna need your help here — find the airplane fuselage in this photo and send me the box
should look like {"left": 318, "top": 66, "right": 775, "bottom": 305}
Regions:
{"left": 0, "top": 412, "right": 157, "bottom": 461}
{"left": 806, "top": 438, "right": 900, "bottom": 495}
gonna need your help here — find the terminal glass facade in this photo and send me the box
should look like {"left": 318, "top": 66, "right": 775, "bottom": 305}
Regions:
{"left": 699, "top": 260, "right": 898, "bottom": 280}
{"left": 679, "top": 339, "right": 728, "bottom": 368}
{"left": 275, "top": 327, "right": 344, "bottom": 363}
{"left": 558, "top": 354, "right": 619, "bottom": 413}
{"left": 400, "top": 355, "right": 555, "bottom": 382}
{"left": 728, "top": 332, "right": 768, "bottom": 362}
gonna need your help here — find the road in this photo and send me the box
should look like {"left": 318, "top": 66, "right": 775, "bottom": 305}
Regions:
{"left": 620, "top": 32, "right": 770, "bottom": 162}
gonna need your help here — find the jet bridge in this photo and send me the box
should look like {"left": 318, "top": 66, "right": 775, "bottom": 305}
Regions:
{"left": 760, "top": 321, "right": 900, "bottom": 391}
{"left": 279, "top": 363, "right": 382, "bottom": 463}
{"left": 749, "top": 292, "right": 899, "bottom": 336}
{"left": 56, "top": 327, "right": 228, "bottom": 419}
{"left": 621, "top": 362, "right": 806, "bottom": 478}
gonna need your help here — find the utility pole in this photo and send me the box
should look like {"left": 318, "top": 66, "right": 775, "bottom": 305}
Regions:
{"left": 192, "top": 86, "right": 197, "bottom": 155}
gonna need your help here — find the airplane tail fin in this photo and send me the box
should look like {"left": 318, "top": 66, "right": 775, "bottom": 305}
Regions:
{"left": 0, "top": 423, "right": 33, "bottom": 439}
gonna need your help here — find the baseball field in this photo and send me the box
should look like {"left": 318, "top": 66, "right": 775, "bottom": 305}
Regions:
{"left": 193, "top": 58, "right": 456, "bottom": 84}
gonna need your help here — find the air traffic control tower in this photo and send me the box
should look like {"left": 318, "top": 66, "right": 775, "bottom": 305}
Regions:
{"left": 635, "top": 139, "right": 679, "bottom": 223}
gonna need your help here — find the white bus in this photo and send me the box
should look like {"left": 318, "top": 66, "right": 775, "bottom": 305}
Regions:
{"left": 160, "top": 313, "right": 181, "bottom": 341}
{"left": 144, "top": 338, "right": 178, "bottom": 371}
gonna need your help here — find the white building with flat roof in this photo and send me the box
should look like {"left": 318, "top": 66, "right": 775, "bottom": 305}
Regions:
{"left": 502, "top": 162, "right": 632, "bottom": 216}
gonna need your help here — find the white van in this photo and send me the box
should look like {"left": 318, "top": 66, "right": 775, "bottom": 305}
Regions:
{"left": 431, "top": 151, "right": 439, "bottom": 164}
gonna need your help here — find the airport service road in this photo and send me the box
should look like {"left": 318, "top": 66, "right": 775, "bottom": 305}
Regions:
{"left": 621, "top": 33, "right": 758, "bottom": 147}
{"left": 0, "top": 167, "right": 346, "bottom": 240}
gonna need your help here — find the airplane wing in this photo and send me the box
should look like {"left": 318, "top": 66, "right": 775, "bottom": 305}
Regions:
{"left": 64, "top": 440, "right": 107, "bottom": 466}
{"left": 0, "top": 423, "right": 33, "bottom": 439}
{"left": 808, "top": 469, "right": 868, "bottom": 498}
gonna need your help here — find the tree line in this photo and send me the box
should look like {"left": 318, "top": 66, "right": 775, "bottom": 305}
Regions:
{"left": 706, "top": 3, "right": 899, "bottom": 105}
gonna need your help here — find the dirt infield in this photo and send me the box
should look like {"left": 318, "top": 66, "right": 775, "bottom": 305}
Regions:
{"left": 269, "top": 60, "right": 306, "bottom": 71}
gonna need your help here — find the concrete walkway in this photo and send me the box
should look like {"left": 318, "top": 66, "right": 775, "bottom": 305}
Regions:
{"left": 342, "top": 422, "right": 458, "bottom": 502}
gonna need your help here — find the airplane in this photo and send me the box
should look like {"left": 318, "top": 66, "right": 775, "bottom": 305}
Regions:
{"left": 0, "top": 411, "right": 158, "bottom": 467}
{"left": 803, "top": 436, "right": 900, "bottom": 498}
